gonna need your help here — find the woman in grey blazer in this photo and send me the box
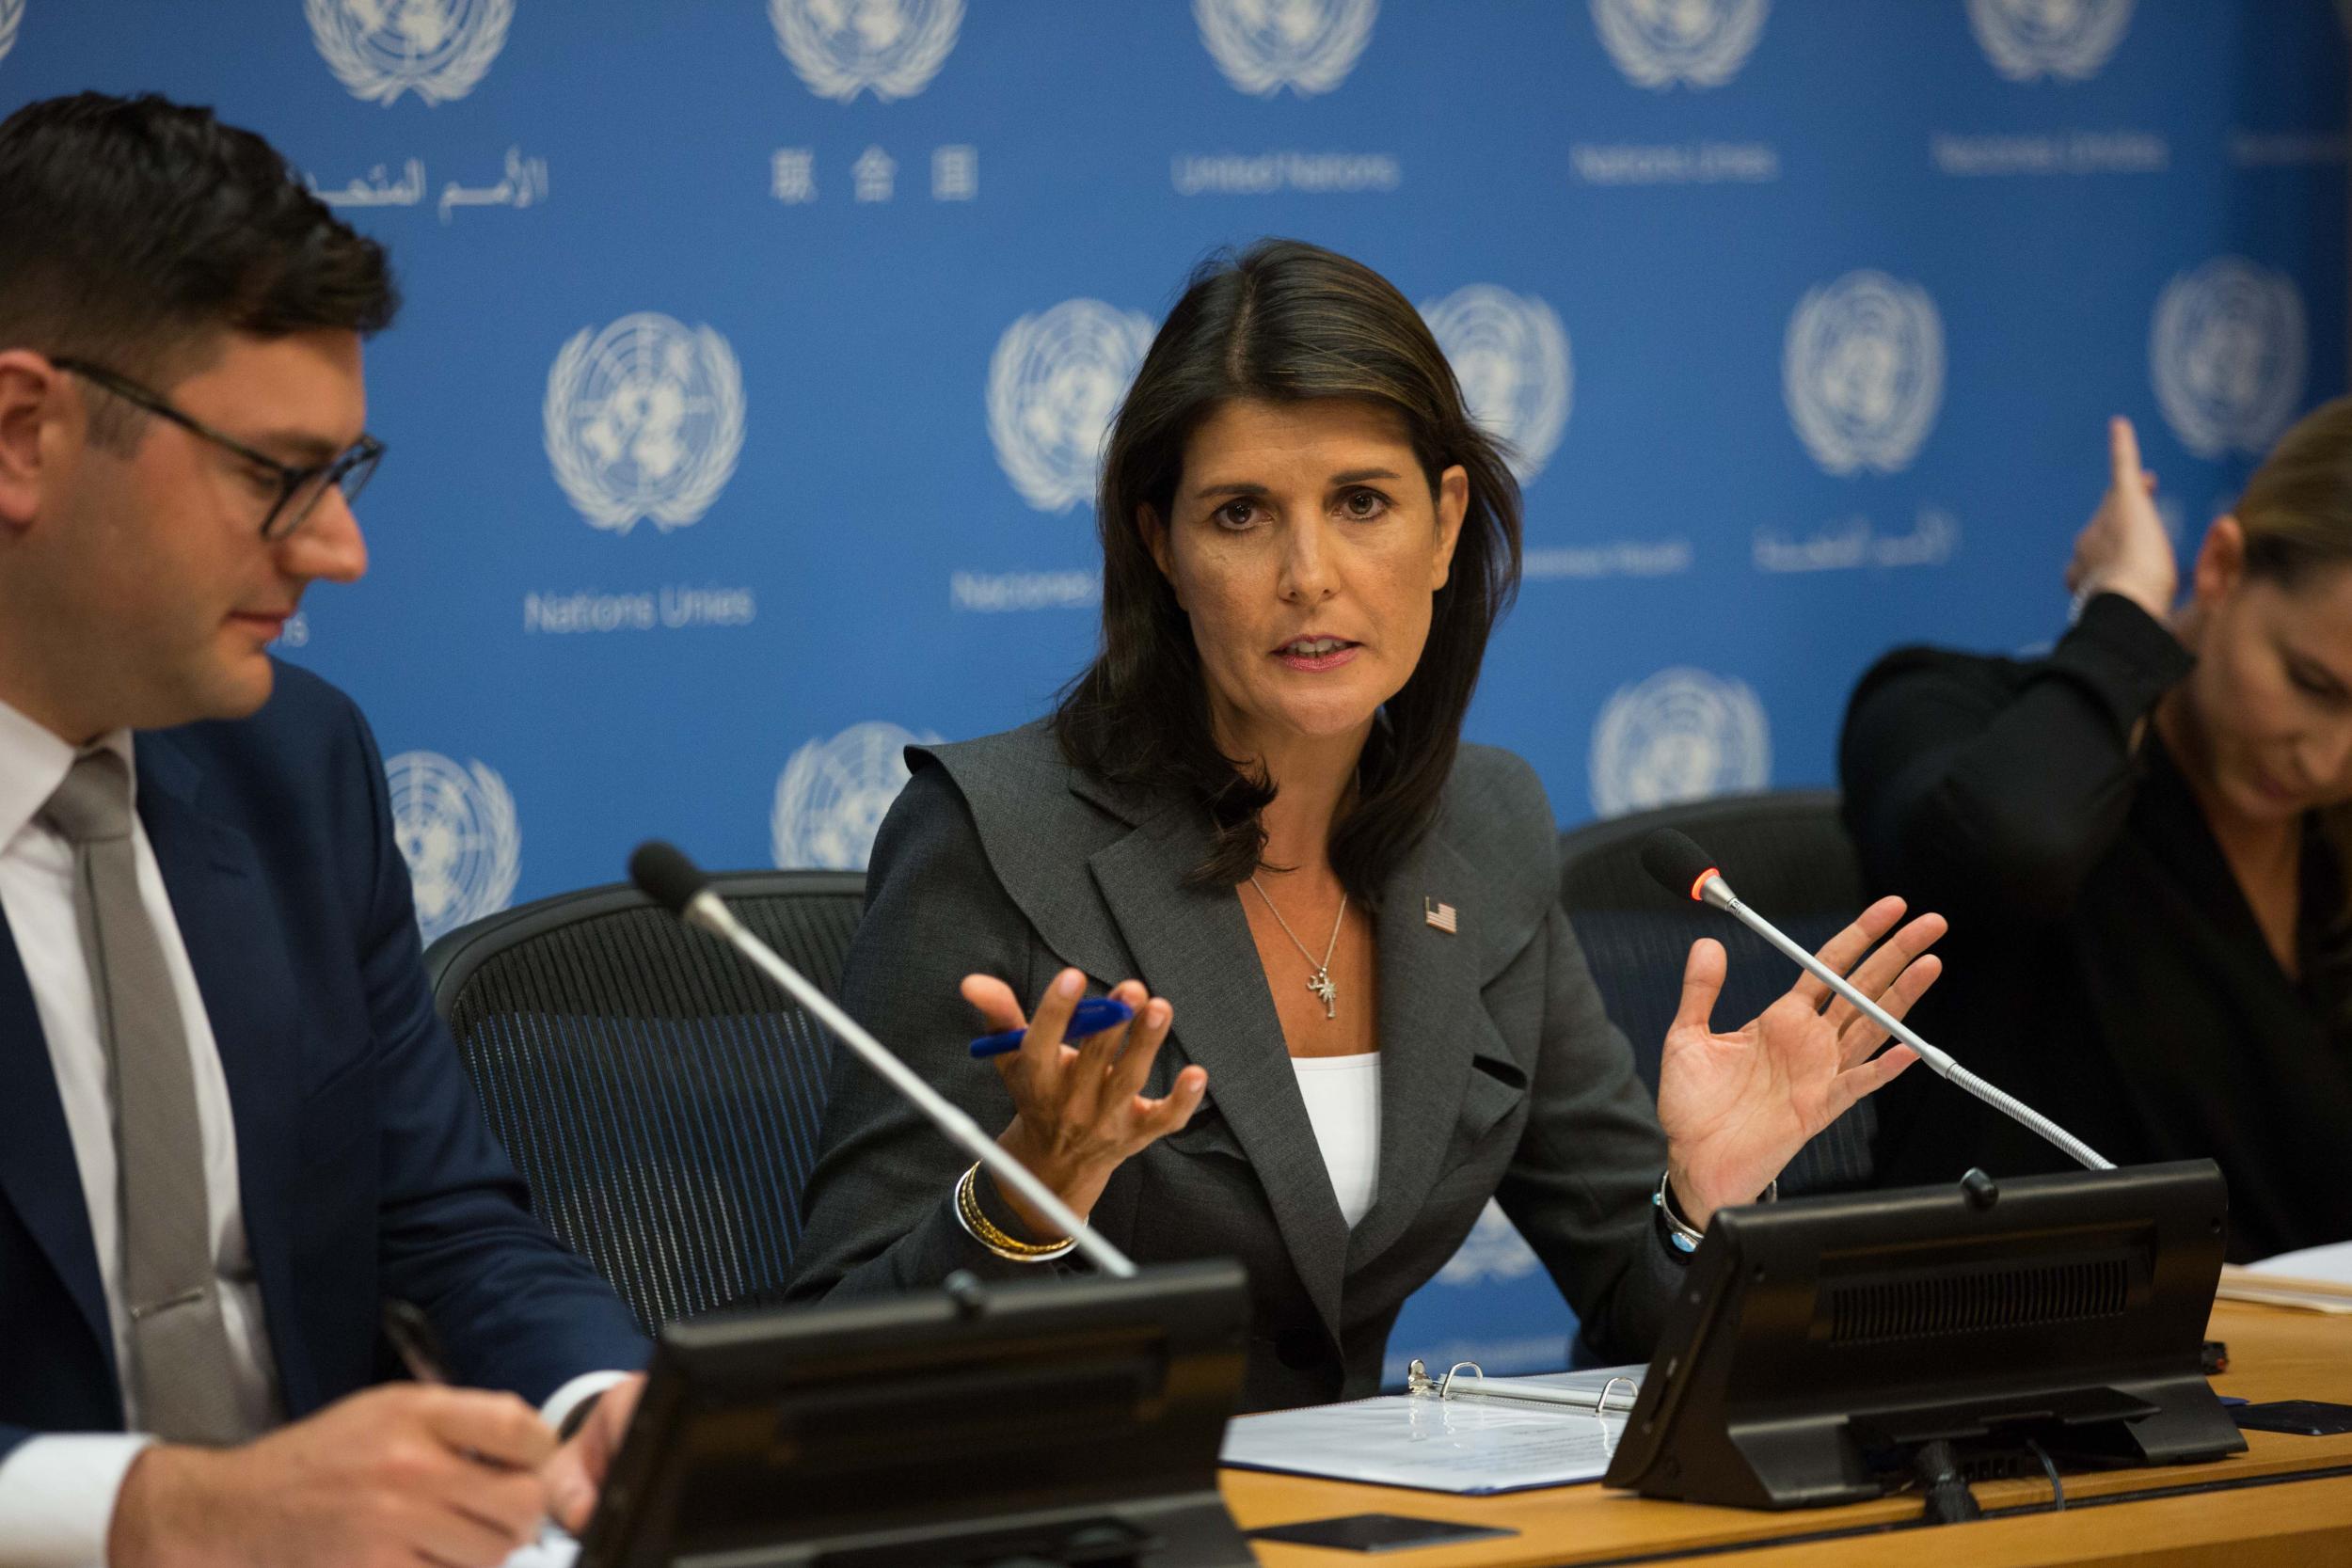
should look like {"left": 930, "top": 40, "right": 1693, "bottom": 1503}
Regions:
{"left": 788, "top": 240, "right": 1944, "bottom": 1412}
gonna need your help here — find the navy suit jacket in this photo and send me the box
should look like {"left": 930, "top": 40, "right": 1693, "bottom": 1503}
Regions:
{"left": 0, "top": 662, "right": 647, "bottom": 1464}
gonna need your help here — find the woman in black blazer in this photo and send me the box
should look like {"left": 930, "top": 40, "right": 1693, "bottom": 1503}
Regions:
{"left": 1843, "top": 406, "right": 2352, "bottom": 1259}
{"left": 789, "top": 241, "right": 1944, "bottom": 1410}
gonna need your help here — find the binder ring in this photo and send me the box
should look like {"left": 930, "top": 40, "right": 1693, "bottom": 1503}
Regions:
{"left": 1441, "top": 1361, "right": 1486, "bottom": 1399}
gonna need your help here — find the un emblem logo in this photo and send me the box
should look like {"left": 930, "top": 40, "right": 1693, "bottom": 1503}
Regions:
{"left": 1422, "top": 284, "right": 1573, "bottom": 484}
{"left": 545, "top": 313, "right": 746, "bottom": 535}
{"left": 771, "top": 721, "right": 943, "bottom": 871}
{"left": 1966, "top": 0, "right": 2134, "bottom": 82}
{"left": 1590, "top": 668, "right": 1771, "bottom": 818}
{"left": 1195, "top": 0, "right": 1379, "bottom": 98}
{"left": 1435, "top": 1201, "right": 1542, "bottom": 1287}
{"left": 988, "top": 299, "right": 1155, "bottom": 514}
{"left": 304, "top": 0, "right": 513, "bottom": 106}
{"left": 1783, "top": 271, "right": 1944, "bottom": 477}
{"left": 386, "top": 751, "right": 520, "bottom": 944}
{"left": 1591, "top": 0, "right": 1770, "bottom": 90}
{"left": 0, "top": 0, "right": 22, "bottom": 68}
{"left": 771, "top": 0, "right": 962, "bottom": 103}
{"left": 2151, "top": 258, "right": 2308, "bottom": 460}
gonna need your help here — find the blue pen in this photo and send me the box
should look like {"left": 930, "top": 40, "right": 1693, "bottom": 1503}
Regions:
{"left": 969, "top": 997, "right": 1136, "bottom": 1058}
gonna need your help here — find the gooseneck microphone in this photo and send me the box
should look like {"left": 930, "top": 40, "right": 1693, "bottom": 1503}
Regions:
{"left": 1638, "top": 829, "right": 2113, "bottom": 1173}
{"left": 628, "top": 841, "right": 1139, "bottom": 1278}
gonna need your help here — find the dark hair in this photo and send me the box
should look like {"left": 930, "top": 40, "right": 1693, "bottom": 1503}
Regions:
{"left": 1054, "top": 239, "right": 1523, "bottom": 907}
{"left": 2234, "top": 395, "right": 2352, "bottom": 588}
{"left": 2224, "top": 395, "right": 2352, "bottom": 941}
{"left": 0, "top": 92, "right": 397, "bottom": 414}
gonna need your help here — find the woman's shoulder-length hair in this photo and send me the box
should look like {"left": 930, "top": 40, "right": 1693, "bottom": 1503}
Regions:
{"left": 1051, "top": 237, "right": 1525, "bottom": 907}
{"left": 2232, "top": 393, "right": 2352, "bottom": 986}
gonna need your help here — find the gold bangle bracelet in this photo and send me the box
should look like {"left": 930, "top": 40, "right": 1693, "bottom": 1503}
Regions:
{"left": 953, "top": 1163, "right": 1077, "bottom": 1261}
{"left": 961, "top": 1169, "right": 1069, "bottom": 1253}
{"left": 956, "top": 1164, "right": 1075, "bottom": 1258}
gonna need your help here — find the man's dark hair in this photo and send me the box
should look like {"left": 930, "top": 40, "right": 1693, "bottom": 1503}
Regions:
{"left": 0, "top": 92, "right": 398, "bottom": 397}
{"left": 1055, "top": 238, "right": 1524, "bottom": 907}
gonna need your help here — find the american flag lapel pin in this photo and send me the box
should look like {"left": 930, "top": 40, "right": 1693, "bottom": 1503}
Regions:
{"left": 1424, "top": 897, "right": 1458, "bottom": 934}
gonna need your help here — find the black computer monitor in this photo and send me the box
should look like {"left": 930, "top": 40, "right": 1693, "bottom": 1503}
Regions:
{"left": 1602, "top": 1160, "right": 2244, "bottom": 1510}
{"left": 580, "top": 1259, "right": 1253, "bottom": 1568}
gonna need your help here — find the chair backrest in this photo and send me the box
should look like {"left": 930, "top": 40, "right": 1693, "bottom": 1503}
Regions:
{"left": 1557, "top": 791, "right": 1876, "bottom": 1196}
{"left": 424, "top": 870, "right": 865, "bottom": 1334}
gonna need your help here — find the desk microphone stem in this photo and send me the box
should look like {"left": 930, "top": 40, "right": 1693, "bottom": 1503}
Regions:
{"left": 1715, "top": 889, "right": 2112, "bottom": 1172}
{"left": 1636, "top": 826, "right": 2111, "bottom": 1174}
{"left": 629, "top": 841, "right": 1137, "bottom": 1279}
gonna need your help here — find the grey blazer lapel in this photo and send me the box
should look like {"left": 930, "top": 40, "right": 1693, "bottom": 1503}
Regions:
{"left": 1345, "top": 829, "right": 1492, "bottom": 1270}
{"left": 1083, "top": 793, "right": 1349, "bottom": 1339}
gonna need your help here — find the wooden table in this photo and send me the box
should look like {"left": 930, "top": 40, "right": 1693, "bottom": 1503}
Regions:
{"left": 1223, "top": 1301, "right": 2352, "bottom": 1567}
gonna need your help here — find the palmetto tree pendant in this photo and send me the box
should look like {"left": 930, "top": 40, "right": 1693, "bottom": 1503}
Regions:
{"left": 1307, "top": 969, "right": 1338, "bottom": 1020}
{"left": 1250, "top": 874, "right": 1346, "bottom": 1025}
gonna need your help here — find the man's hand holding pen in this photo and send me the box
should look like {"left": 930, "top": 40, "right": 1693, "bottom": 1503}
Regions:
{"left": 105, "top": 1385, "right": 557, "bottom": 1568}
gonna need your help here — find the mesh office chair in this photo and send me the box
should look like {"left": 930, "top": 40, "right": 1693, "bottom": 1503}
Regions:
{"left": 423, "top": 871, "right": 865, "bottom": 1335}
{"left": 1557, "top": 791, "right": 1877, "bottom": 1195}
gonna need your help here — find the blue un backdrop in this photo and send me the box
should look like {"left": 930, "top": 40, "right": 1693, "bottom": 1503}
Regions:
{"left": 3, "top": 1, "right": 2343, "bottom": 1378}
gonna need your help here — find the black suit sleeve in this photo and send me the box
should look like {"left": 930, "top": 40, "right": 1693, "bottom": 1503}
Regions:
{"left": 335, "top": 693, "right": 649, "bottom": 1401}
{"left": 1839, "top": 593, "right": 2193, "bottom": 925}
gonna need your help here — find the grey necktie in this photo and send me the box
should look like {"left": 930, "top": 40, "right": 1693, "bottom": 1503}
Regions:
{"left": 42, "top": 749, "right": 248, "bottom": 1445}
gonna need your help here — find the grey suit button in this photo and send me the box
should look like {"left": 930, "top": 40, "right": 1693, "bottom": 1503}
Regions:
{"left": 1274, "top": 1325, "right": 1328, "bottom": 1370}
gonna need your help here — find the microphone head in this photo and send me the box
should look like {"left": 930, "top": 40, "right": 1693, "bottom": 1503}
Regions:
{"left": 629, "top": 840, "right": 710, "bottom": 916}
{"left": 1640, "top": 829, "right": 1722, "bottom": 904}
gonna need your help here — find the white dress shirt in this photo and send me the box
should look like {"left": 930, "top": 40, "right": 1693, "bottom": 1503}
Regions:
{"left": 0, "top": 698, "right": 616, "bottom": 1567}
{"left": 1290, "top": 1052, "right": 1382, "bottom": 1228}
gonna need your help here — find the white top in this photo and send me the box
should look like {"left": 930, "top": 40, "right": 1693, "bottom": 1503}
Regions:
{"left": 1290, "top": 1053, "right": 1382, "bottom": 1228}
{"left": 0, "top": 695, "right": 616, "bottom": 1568}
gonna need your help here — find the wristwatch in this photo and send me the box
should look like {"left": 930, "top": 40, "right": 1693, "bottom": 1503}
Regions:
{"left": 558, "top": 1389, "right": 605, "bottom": 1442}
{"left": 1654, "top": 1169, "right": 1778, "bottom": 1254}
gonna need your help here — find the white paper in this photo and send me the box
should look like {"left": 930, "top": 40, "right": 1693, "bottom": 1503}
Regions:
{"left": 2244, "top": 1239, "right": 2352, "bottom": 1285}
{"left": 502, "top": 1528, "right": 580, "bottom": 1568}
{"left": 1218, "top": 1367, "right": 1643, "bottom": 1495}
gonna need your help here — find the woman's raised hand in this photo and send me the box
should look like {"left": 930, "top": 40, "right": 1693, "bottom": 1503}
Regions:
{"left": 2066, "top": 415, "right": 2176, "bottom": 620}
{"left": 961, "top": 967, "right": 1205, "bottom": 1238}
{"left": 1654, "top": 897, "right": 1946, "bottom": 1227}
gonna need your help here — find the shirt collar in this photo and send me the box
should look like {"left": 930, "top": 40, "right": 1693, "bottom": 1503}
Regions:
{"left": 0, "top": 694, "right": 135, "bottom": 848}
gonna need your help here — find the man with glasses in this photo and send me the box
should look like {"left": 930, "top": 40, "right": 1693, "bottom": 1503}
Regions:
{"left": 48, "top": 359, "right": 386, "bottom": 543}
{"left": 0, "top": 94, "right": 648, "bottom": 1568}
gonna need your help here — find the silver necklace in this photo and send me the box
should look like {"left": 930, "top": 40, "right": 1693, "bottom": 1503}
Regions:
{"left": 1248, "top": 875, "right": 1347, "bottom": 1021}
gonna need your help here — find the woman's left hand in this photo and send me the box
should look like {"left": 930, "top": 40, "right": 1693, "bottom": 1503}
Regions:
{"left": 1655, "top": 896, "right": 1946, "bottom": 1227}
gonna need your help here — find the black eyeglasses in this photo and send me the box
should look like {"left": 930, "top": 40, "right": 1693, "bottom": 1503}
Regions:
{"left": 51, "top": 357, "right": 385, "bottom": 541}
